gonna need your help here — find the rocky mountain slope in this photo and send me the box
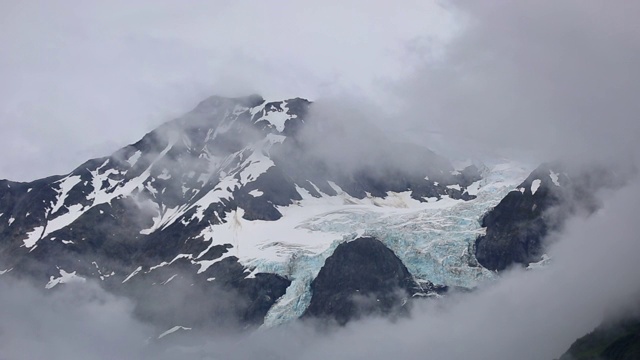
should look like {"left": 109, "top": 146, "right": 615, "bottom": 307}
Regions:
{"left": 476, "top": 162, "right": 627, "bottom": 271}
{"left": 0, "top": 94, "right": 622, "bottom": 337}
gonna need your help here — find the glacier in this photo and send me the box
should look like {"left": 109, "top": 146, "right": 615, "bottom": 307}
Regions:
{"left": 195, "top": 159, "right": 532, "bottom": 327}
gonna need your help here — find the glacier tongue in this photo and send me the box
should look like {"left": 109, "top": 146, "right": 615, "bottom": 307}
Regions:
{"left": 203, "top": 160, "right": 531, "bottom": 326}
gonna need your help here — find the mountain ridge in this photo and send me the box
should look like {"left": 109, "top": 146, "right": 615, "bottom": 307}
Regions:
{"left": 0, "top": 94, "right": 619, "bottom": 338}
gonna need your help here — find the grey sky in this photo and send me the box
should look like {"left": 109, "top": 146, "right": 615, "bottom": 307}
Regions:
{"left": 1, "top": 1, "right": 640, "bottom": 358}
{"left": 2, "top": 1, "right": 638, "bottom": 180}
{"left": 392, "top": 0, "right": 640, "bottom": 165}
{"left": 0, "top": 0, "right": 456, "bottom": 181}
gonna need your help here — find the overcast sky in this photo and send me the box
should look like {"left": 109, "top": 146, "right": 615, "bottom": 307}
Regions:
{"left": 1, "top": 2, "right": 640, "bottom": 359}
{"left": 3, "top": 1, "right": 637, "bottom": 181}
{"left": 0, "top": 0, "right": 458, "bottom": 181}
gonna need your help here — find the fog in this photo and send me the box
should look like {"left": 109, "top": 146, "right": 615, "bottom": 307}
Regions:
{"left": 271, "top": 0, "right": 640, "bottom": 175}
{"left": 0, "top": 0, "right": 455, "bottom": 181}
{"left": 390, "top": 0, "right": 640, "bottom": 165}
{"left": 2, "top": 175, "right": 638, "bottom": 360}
{"left": 0, "top": 279, "right": 151, "bottom": 359}
{"left": 1, "top": 0, "right": 639, "bottom": 359}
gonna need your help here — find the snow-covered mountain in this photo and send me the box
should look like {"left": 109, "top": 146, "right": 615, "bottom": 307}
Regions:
{"left": 0, "top": 94, "right": 617, "bottom": 335}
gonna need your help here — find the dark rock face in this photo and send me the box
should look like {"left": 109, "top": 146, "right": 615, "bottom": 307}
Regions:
{"left": 304, "top": 237, "right": 426, "bottom": 325}
{"left": 475, "top": 165, "right": 563, "bottom": 271}
{"left": 560, "top": 318, "right": 640, "bottom": 360}
{"left": 475, "top": 163, "right": 630, "bottom": 271}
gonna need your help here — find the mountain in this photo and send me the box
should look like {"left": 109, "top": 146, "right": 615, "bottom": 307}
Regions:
{"left": 476, "top": 162, "right": 628, "bottom": 271}
{"left": 559, "top": 317, "right": 640, "bottom": 360}
{"left": 0, "top": 94, "right": 622, "bottom": 337}
{"left": 302, "top": 236, "right": 446, "bottom": 325}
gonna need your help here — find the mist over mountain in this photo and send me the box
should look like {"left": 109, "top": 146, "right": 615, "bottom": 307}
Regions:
{"left": 0, "top": 91, "right": 635, "bottom": 359}
{"left": 1, "top": 1, "right": 639, "bottom": 360}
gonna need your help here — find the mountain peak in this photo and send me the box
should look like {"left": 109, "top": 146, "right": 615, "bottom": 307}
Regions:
{"left": 0, "top": 92, "right": 532, "bottom": 334}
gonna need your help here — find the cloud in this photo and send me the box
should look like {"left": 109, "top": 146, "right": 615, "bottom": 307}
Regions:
{"left": 1, "top": 1, "right": 639, "bottom": 359}
{"left": 270, "top": 0, "right": 640, "bottom": 173}
{"left": 0, "top": 279, "right": 152, "bottom": 360}
{"left": 388, "top": 0, "right": 640, "bottom": 164}
{"left": 0, "top": 0, "right": 455, "bottom": 181}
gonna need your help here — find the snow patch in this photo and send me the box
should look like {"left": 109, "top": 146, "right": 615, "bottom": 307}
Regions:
{"left": 549, "top": 171, "right": 560, "bottom": 186}
{"left": 254, "top": 101, "right": 296, "bottom": 132}
{"left": 45, "top": 269, "right": 86, "bottom": 289}
{"left": 44, "top": 204, "right": 84, "bottom": 238}
{"left": 122, "top": 266, "right": 142, "bottom": 283}
{"left": 158, "top": 326, "right": 192, "bottom": 339}
{"left": 531, "top": 179, "right": 542, "bottom": 195}
{"left": 148, "top": 254, "right": 193, "bottom": 272}
{"left": 23, "top": 226, "right": 44, "bottom": 248}
{"left": 249, "top": 189, "right": 264, "bottom": 197}
{"left": 160, "top": 274, "right": 178, "bottom": 285}
{"left": 527, "top": 254, "right": 551, "bottom": 270}
{"left": 466, "top": 181, "right": 481, "bottom": 196}
{"left": 195, "top": 252, "right": 234, "bottom": 274}
{"left": 127, "top": 150, "right": 142, "bottom": 166}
